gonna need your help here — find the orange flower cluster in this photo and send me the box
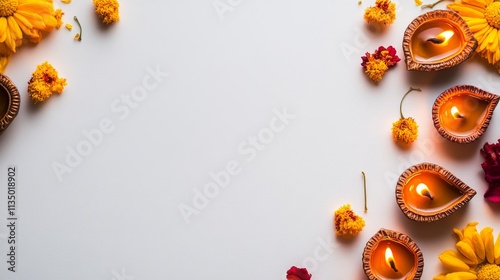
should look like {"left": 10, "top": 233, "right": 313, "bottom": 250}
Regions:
{"left": 361, "top": 46, "right": 400, "bottom": 82}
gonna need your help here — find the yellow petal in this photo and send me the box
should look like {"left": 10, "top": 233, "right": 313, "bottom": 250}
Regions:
{"left": 0, "top": 18, "right": 7, "bottom": 43}
{"left": 15, "top": 10, "right": 43, "bottom": 22}
{"left": 481, "top": 227, "right": 495, "bottom": 263}
{"left": 0, "top": 55, "right": 10, "bottom": 74}
{"left": 442, "top": 249, "right": 478, "bottom": 265}
{"left": 468, "top": 22, "right": 489, "bottom": 33}
{"left": 4, "top": 30, "right": 15, "bottom": 53}
{"left": 462, "top": 0, "right": 487, "bottom": 8}
{"left": 448, "top": 4, "right": 486, "bottom": 17}
{"left": 495, "top": 233, "right": 500, "bottom": 264}
{"left": 13, "top": 13, "right": 33, "bottom": 29}
{"left": 477, "top": 26, "right": 494, "bottom": 52}
{"left": 454, "top": 228, "right": 465, "bottom": 241}
{"left": 17, "top": 3, "right": 54, "bottom": 15}
{"left": 7, "top": 17, "right": 22, "bottom": 41}
{"left": 457, "top": 241, "right": 478, "bottom": 264}
{"left": 444, "top": 272, "right": 478, "bottom": 280}
{"left": 472, "top": 233, "right": 485, "bottom": 262}
{"left": 439, "top": 252, "right": 471, "bottom": 271}
{"left": 434, "top": 274, "right": 446, "bottom": 280}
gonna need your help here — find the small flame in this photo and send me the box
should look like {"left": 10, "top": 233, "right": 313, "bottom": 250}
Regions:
{"left": 438, "top": 30, "right": 454, "bottom": 45}
{"left": 451, "top": 106, "right": 464, "bottom": 119}
{"left": 385, "top": 247, "right": 395, "bottom": 264}
{"left": 416, "top": 183, "right": 434, "bottom": 200}
{"left": 416, "top": 183, "right": 430, "bottom": 196}
{"left": 385, "top": 247, "right": 398, "bottom": 272}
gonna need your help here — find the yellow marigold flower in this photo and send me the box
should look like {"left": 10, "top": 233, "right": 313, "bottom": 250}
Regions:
{"left": 54, "top": 9, "right": 63, "bottom": 29}
{"left": 334, "top": 204, "right": 365, "bottom": 236}
{"left": 392, "top": 117, "right": 418, "bottom": 144}
{"left": 364, "top": 0, "right": 396, "bottom": 25}
{"left": 436, "top": 222, "right": 500, "bottom": 280}
{"left": 448, "top": 0, "right": 500, "bottom": 73}
{"left": 28, "top": 61, "right": 67, "bottom": 103}
{"left": 364, "top": 58, "right": 387, "bottom": 83}
{"left": 391, "top": 87, "right": 421, "bottom": 144}
{"left": 93, "top": 0, "right": 120, "bottom": 24}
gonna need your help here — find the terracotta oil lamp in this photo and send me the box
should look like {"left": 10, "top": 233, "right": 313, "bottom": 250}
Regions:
{"left": 362, "top": 228, "right": 424, "bottom": 280}
{"left": 396, "top": 162, "right": 476, "bottom": 222}
{"left": 402, "top": 10, "right": 477, "bottom": 71}
{"left": 0, "top": 74, "right": 20, "bottom": 135}
{"left": 432, "top": 85, "right": 499, "bottom": 144}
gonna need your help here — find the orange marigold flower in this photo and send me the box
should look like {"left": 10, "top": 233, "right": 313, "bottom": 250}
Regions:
{"left": 363, "top": 58, "right": 388, "bottom": 83}
{"left": 28, "top": 62, "right": 67, "bottom": 103}
{"left": 334, "top": 204, "right": 365, "bottom": 236}
{"left": 364, "top": 0, "right": 396, "bottom": 25}
{"left": 392, "top": 117, "right": 418, "bottom": 144}
{"left": 93, "top": 0, "right": 120, "bottom": 24}
{"left": 361, "top": 46, "right": 400, "bottom": 82}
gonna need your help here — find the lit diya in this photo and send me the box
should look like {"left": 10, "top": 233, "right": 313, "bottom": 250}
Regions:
{"left": 432, "top": 85, "right": 500, "bottom": 144}
{"left": 396, "top": 162, "right": 476, "bottom": 222}
{"left": 0, "top": 74, "right": 20, "bottom": 136}
{"left": 402, "top": 10, "right": 477, "bottom": 71}
{"left": 362, "top": 228, "right": 424, "bottom": 280}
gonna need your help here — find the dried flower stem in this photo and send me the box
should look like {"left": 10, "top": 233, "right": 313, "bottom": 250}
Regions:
{"left": 400, "top": 87, "right": 422, "bottom": 119}
{"left": 362, "top": 171, "right": 367, "bottom": 213}
{"left": 421, "top": 0, "right": 448, "bottom": 9}
{"left": 74, "top": 16, "right": 82, "bottom": 41}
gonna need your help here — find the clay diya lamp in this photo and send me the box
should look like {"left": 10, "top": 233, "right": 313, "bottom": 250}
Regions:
{"left": 402, "top": 10, "right": 477, "bottom": 71}
{"left": 432, "top": 85, "right": 500, "bottom": 144}
{"left": 362, "top": 228, "right": 424, "bottom": 280}
{"left": 396, "top": 162, "right": 476, "bottom": 222}
{"left": 0, "top": 74, "right": 20, "bottom": 135}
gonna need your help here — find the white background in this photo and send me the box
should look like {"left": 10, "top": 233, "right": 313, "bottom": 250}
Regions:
{"left": 1, "top": 0, "right": 500, "bottom": 279}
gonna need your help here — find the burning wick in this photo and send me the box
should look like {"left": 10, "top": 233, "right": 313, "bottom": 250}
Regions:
{"left": 426, "top": 30, "right": 454, "bottom": 46}
{"left": 451, "top": 106, "right": 465, "bottom": 119}
{"left": 385, "top": 247, "right": 399, "bottom": 273}
{"left": 416, "top": 183, "right": 434, "bottom": 200}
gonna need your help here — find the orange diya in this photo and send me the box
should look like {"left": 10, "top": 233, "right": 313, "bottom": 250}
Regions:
{"left": 0, "top": 74, "right": 20, "bottom": 136}
{"left": 402, "top": 10, "right": 477, "bottom": 71}
{"left": 432, "top": 85, "right": 500, "bottom": 144}
{"left": 396, "top": 163, "right": 476, "bottom": 222}
{"left": 362, "top": 228, "right": 424, "bottom": 280}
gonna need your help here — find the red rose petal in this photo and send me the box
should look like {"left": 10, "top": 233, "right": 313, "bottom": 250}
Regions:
{"left": 485, "top": 184, "right": 500, "bottom": 203}
{"left": 286, "top": 266, "right": 312, "bottom": 280}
